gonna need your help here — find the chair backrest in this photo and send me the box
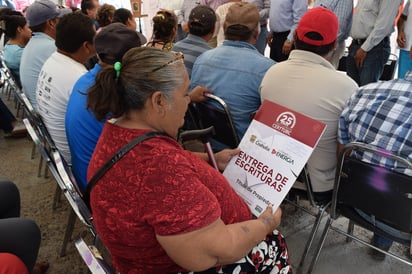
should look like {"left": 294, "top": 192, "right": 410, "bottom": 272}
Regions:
{"left": 195, "top": 93, "right": 240, "bottom": 149}
{"left": 334, "top": 142, "right": 412, "bottom": 232}
{"left": 23, "top": 118, "right": 54, "bottom": 166}
{"left": 294, "top": 166, "right": 317, "bottom": 205}
{"left": 53, "top": 150, "right": 94, "bottom": 230}
{"left": 24, "top": 118, "right": 94, "bottom": 231}
{"left": 0, "top": 58, "right": 20, "bottom": 89}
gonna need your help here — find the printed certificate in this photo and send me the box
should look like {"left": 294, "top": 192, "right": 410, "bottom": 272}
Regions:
{"left": 223, "top": 100, "right": 326, "bottom": 216}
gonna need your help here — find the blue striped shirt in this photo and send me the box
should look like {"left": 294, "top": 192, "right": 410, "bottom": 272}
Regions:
{"left": 339, "top": 72, "right": 412, "bottom": 176}
{"left": 172, "top": 34, "right": 211, "bottom": 78}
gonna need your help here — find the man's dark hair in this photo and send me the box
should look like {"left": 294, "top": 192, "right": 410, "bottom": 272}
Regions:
{"left": 0, "top": 10, "right": 24, "bottom": 39}
{"left": 224, "top": 24, "right": 253, "bottom": 42}
{"left": 56, "top": 13, "right": 95, "bottom": 53}
{"left": 112, "top": 8, "right": 132, "bottom": 25}
{"left": 81, "top": 0, "right": 94, "bottom": 14}
{"left": 294, "top": 32, "right": 336, "bottom": 57}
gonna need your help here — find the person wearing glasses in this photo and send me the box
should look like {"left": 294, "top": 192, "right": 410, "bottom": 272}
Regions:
{"left": 87, "top": 47, "right": 291, "bottom": 274}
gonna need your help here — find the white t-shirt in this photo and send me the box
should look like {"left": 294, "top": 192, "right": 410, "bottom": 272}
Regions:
{"left": 36, "top": 52, "right": 87, "bottom": 164}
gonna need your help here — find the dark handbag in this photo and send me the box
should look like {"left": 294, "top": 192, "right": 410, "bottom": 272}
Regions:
{"left": 84, "top": 131, "right": 168, "bottom": 209}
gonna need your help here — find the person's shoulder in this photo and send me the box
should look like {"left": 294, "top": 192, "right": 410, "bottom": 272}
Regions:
{"left": 171, "top": 39, "right": 189, "bottom": 51}
{"left": 333, "top": 70, "right": 358, "bottom": 85}
{"left": 194, "top": 46, "right": 215, "bottom": 60}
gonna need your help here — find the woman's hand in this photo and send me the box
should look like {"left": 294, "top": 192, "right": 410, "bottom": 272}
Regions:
{"left": 214, "top": 148, "right": 240, "bottom": 171}
{"left": 258, "top": 205, "right": 282, "bottom": 234}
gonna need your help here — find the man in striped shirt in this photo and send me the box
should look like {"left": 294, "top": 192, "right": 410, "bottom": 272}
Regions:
{"left": 338, "top": 70, "right": 412, "bottom": 260}
{"left": 172, "top": 5, "right": 216, "bottom": 78}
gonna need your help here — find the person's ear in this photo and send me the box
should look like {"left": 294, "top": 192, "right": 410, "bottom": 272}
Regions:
{"left": 83, "top": 40, "right": 96, "bottom": 55}
{"left": 151, "top": 91, "right": 166, "bottom": 114}
{"left": 47, "top": 18, "right": 57, "bottom": 29}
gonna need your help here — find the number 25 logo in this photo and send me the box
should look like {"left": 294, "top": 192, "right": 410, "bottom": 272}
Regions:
{"left": 276, "top": 112, "right": 296, "bottom": 128}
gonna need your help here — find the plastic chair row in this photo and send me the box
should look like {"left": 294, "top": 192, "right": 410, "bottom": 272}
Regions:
{"left": 23, "top": 117, "right": 115, "bottom": 273}
{"left": 0, "top": 56, "right": 23, "bottom": 116}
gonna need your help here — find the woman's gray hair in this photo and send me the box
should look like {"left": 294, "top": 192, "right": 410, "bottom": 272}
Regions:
{"left": 121, "top": 47, "right": 184, "bottom": 109}
{"left": 87, "top": 47, "right": 185, "bottom": 120}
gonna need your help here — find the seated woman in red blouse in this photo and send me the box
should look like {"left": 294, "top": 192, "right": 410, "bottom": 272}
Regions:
{"left": 87, "top": 47, "right": 292, "bottom": 274}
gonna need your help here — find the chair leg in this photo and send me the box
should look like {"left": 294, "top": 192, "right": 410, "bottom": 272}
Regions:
{"left": 31, "top": 142, "right": 36, "bottom": 159}
{"left": 346, "top": 220, "right": 354, "bottom": 243}
{"left": 53, "top": 185, "right": 62, "bottom": 210}
{"left": 296, "top": 204, "right": 329, "bottom": 273}
{"left": 37, "top": 156, "right": 44, "bottom": 177}
{"left": 44, "top": 161, "right": 49, "bottom": 178}
{"left": 60, "top": 209, "right": 77, "bottom": 257}
{"left": 307, "top": 217, "right": 333, "bottom": 274}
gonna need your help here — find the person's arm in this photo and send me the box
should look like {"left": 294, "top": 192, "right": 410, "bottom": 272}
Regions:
{"left": 157, "top": 205, "right": 281, "bottom": 271}
{"left": 355, "top": 1, "right": 402, "bottom": 67}
{"left": 283, "top": 0, "right": 307, "bottom": 54}
{"left": 360, "top": 0, "right": 402, "bottom": 53}
{"left": 397, "top": 14, "right": 407, "bottom": 48}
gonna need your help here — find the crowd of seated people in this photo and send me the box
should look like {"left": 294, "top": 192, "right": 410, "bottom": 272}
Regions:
{"left": 1, "top": 0, "right": 410, "bottom": 272}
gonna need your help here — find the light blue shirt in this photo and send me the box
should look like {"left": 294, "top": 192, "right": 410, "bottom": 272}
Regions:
{"left": 20, "top": 32, "right": 56, "bottom": 109}
{"left": 191, "top": 40, "right": 275, "bottom": 144}
{"left": 65, "top": 64, "right": 104, "bottom": 191}
{"left": 269, "top": 0, "right": 307, "bottom": 41}
{"left": 3, "top": 43, "right": 23, "bottom": 80}
{"left": 314, "top": 0, "right": 353, "bottom": 42}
